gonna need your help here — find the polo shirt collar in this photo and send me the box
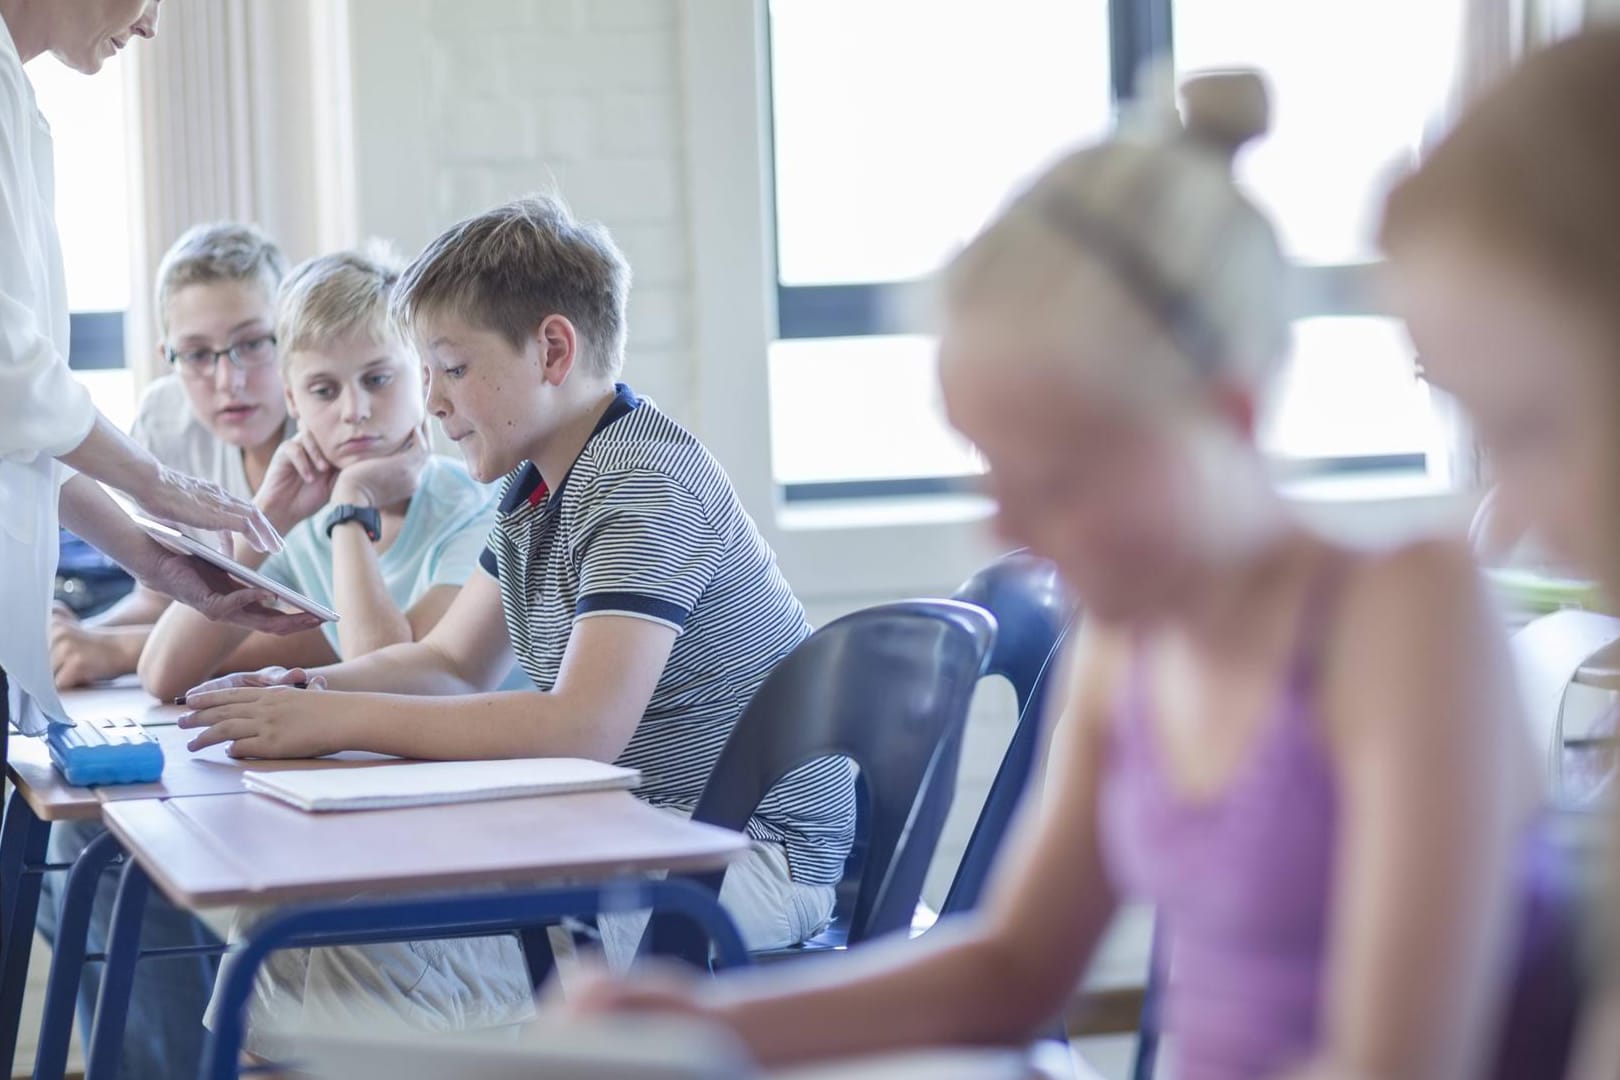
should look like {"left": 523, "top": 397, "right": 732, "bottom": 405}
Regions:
{"left": 496, "top": 383, "right": 641, "bottom": 513}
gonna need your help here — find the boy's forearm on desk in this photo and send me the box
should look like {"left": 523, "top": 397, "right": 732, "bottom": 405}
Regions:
{"left": 308, "top": 638, "right": 490, "bottom": 696}
{"left": 87, "top": 586, "right": 168, "bottom": 627}
{"left": 140, "top": 605, "right": 250, "bottom": 700}
{"left": 103, "top": 624, "right": 152, "bottom": 673}
{"left": 335, "top": 691, "right": 621, "bottom": 761}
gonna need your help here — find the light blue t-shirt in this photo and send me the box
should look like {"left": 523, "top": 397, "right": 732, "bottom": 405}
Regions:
{"left": 261, "top": 455, "right": 498, "bottom": 658}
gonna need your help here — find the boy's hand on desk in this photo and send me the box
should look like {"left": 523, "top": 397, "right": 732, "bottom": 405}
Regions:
{"left": 182, "top": 665, "right": 324, "bottom": 701}
{"left": 177, "top": 682, "right": 342, "bottom": 759}
{"left": 49, "top": 615, "right": 123, "bottom": 688}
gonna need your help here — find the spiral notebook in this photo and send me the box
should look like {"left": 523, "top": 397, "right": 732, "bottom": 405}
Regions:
{"left": 242, "top": 758, "right": 640, "bottom": 812}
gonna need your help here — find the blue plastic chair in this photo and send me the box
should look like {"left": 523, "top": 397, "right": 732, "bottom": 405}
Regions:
{"left": 937, "top": 551, "right": 1074, "bottom": 918}
{"left": 644, "top": 599, "right": 997, "bottom": 965}
{"left": 905, "top": 553, "right": 1077, "bottom": 1066}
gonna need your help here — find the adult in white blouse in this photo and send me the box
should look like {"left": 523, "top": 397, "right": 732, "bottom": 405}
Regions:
{"left": 0, "top": 0, "right": 317, "bottom": 736}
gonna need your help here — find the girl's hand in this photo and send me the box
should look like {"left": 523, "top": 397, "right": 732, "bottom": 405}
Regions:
{"left": 558, "top": 960, "right": 715, "bottom": 1022}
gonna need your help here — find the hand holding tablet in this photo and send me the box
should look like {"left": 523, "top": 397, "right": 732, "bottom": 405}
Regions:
{"left": 133, "top": 516, "right": 340, "bottom": 623}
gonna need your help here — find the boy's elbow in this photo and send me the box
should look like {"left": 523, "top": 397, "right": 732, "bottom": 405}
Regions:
{"left": 137, "top": 646, "right": 190, "bottom": 702}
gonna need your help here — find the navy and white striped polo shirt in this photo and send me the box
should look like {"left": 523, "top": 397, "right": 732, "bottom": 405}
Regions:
{"left": 480, "top": 384, "right": 856, "bottom": 886}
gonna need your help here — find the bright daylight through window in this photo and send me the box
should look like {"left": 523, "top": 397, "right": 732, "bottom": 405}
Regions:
{"left": 766, "top": 0, "right": 1462, "bottom": 500}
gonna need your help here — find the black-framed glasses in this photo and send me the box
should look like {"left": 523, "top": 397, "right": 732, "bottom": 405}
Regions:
{"left": 167, "top": 334, "right": 278, "bottom": 379}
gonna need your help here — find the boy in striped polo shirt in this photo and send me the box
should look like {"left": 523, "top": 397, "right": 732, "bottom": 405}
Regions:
{"left": 180, "top": 195, "right": 857, "bottom": 1044}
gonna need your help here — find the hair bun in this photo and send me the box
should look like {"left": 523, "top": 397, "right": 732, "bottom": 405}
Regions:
{"left": 1179, "top": 70, "right": 1270, "bottom": 166}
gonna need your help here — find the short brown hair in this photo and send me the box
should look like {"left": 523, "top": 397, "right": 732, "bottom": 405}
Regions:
{"left": 391, "top": 194, "right": 631, "bottom": 376}
{"left": 1382, "top": 24, "right": 1620, "bottom": 985}
{"left": 1382, "top": 28, "right": 1620, "bottom": 327}
{"left": 1383, "top": 28, "right": 1620, "bottom": 602}
{"left": 155, "top": 222, "right": 286, "bottom": 334}
{"left": 276, "top": 246, "right": 405, "bottom": 360}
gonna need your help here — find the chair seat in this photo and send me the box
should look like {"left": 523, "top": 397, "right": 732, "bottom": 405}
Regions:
{"left": 750, "top": 922, "right": 850, "bottom": 964}
{"left": 750, "top": 900, "right": 942, "bottom": 965}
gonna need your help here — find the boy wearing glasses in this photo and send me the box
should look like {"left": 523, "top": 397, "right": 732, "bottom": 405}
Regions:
{"left": 140, "top": 249, "right": 503, "bottom": 699}
{"left": 45, "top": 246, "right": 507, "bottom": 1080}
{"left": 37, "top": 222, "right": 297, "bottom": 1080}
{"left": 49, "top": 222, "right": 294, "bottom": 688}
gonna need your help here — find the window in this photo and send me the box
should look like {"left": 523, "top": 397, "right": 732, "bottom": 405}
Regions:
{"left": 766, "top": 0, "right": 1462, "bottom": 500}
{"left": 1172, "top": 0, "right": 1462, "bottom": 475}
{"left": 25, "top": 52, "right": 136, "bottom": 431}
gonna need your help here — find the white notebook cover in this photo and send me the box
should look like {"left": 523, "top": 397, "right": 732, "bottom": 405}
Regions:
{"left": 242, "top": 758, "right": 639, "bottom": 812}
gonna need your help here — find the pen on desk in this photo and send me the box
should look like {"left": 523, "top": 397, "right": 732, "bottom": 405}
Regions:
{"left": 173, "top": 680, "right": 306, "bottom": 706}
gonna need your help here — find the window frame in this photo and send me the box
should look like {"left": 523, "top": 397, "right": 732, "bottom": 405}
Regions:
{"left": 678, "top": 2, "right": 1469, "bottom": 602}
{"left": 766, "top": 0, "right": 1430, "bottom": 500}
{"left": 68, "top": 311, "right": 126, "bottom": 370}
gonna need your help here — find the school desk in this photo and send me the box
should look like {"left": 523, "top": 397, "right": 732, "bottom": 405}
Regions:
{"left": 96, "top": 790, "right": 749, "bottom": 1080}
{"left": 2, "top": 682, "right": 407, "bottom": 1079}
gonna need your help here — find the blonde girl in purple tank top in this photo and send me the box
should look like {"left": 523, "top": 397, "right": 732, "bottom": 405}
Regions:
{"left": 569, "top": 72, "right": 1560, "bottom": 1079}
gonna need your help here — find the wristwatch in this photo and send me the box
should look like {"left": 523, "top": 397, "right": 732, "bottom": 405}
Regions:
{"left": 323, "top": 504, "right": 382, "bottom": 542}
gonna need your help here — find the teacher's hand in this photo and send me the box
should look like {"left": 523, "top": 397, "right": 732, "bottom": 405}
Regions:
{"left": 132, "top": 544, "right": 321, "bottom": 636}
{"left": 130, "top": 464, "right": 283, "bottom": 554}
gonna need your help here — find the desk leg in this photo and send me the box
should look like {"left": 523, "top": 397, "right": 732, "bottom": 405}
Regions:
{"left": 201, "top": 878, "right": 750, "bottom": 1080}
{"left": 32, "top": 830, "right": 122, "bottom": 1080}
{"left": 0, "top": 792, "right": 50, "bottom": 1076}
{"left": 84, "top": 858, "right": 149, "bottom": 1080}
{"left": 0, "top": 788, "right": 31, "bottom": 932}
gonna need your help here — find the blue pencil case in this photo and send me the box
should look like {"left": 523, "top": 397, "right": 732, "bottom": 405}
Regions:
{"left": 46, "top": 717, "right": 165, "bottom": 786}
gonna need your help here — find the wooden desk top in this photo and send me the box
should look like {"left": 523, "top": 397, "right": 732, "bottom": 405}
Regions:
{"left": 7, "top": 733, "right": 103, "bottom": 822}
{"left": 8, "top": 684, "right": 405, "bottom": 821}
{"left": 102, "top": 790, "right": 749, "bottom": 909}
{"left": 62, "top": 681, "right": 183, "bottom": 726}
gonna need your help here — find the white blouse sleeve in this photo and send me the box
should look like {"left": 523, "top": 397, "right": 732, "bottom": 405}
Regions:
{"left": 0, "top": 69, "right": 95, "bottom": 461}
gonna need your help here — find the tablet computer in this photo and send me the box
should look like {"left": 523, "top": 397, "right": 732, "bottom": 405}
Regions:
{"left": 133, "top": 516, "right": 340, "bottom": 622}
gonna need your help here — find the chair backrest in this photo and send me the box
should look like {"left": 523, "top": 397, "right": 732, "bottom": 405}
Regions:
{"left": 954, "top": 551, "right": 1073, "bottom": 717}
{"left": 938, "top": 551, "right": 1075, "bottom": 917}
{"left": 648, "top": 599, "right": 996, "bottom": 959}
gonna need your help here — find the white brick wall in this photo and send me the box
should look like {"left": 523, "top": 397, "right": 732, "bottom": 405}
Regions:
{"left": 348, "top": 0, "right": 697, "bottom": 420}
